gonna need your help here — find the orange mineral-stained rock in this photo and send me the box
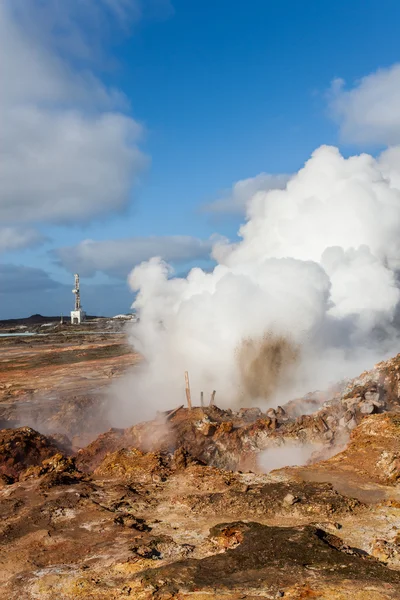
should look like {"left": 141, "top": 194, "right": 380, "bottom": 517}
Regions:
{"left": 94, "top": 447, "right": 171, "bottom": 483}
{"left": 4, "top": 345, "right": 400, "bottom": 597}
{"left": 0, "top": 426, "right": 63, "bottom": 480}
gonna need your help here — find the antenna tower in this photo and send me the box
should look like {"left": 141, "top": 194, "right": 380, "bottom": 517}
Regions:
{"left": 70, "top": 273, "right": 85, "bottom": 324}
{"left": 73, "top": 274, "right": 81, "bottom": 310}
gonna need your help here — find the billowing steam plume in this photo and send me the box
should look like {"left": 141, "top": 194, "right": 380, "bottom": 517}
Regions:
{"left": 112, "top": 145, "right": 400, "bottom": 423}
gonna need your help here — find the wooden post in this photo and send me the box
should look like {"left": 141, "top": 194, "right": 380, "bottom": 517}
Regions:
{"left": 210, "top": 390, "right": 216, "bottom": 406}
{"left": 165, "top": 405, "right": 184, "bottom": 421}
{"left": 184, "top": 371, "right": 192, "bottom": 410}
{"left": 200, "top": 391, "right": 204, "bottom": 407}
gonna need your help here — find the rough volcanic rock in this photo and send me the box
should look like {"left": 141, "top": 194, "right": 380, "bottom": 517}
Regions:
{"left": 20, "top": 453, "right": 86, "bottom": 488}
{"left": 5, "top": 353, "right": 400, "bottom": 598}
{"left": 0, "top": 450, "right": 390, "bottom": 600}
{"left": 94, "top": 447, "right": 172, "bottom": 483}
{"left": 0, "top": 427, "right": 63, "bottom": 480}
{"left": 134, "top": 522, "right": 400, "bottom": 598}
{"left": 75, "top": 426, "right": 131, "bottom": 472}
{"left": 75, "top": 352, "right": 400, "bottom": 475}
{"left": 287, "top": 412, "right": 400, "bottom": 487}
{"left": 76, "top": 418, "right": 173, "bottom": 472}
{"left": 0, "top": 433, "right": 398, "bottom": 599}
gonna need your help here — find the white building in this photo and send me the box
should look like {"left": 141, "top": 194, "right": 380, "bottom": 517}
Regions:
{"left": 70, "top": 309, "right": 85, "bottom": 324}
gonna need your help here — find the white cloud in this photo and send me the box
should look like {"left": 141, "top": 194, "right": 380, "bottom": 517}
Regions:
{"left": 7, "top": 0, "right": 173, "bottom": 62}
{"left": 54, "top": 236, "right": 215, "bottom": 278}
{"left": 100, "top": 0, "right": 174, "bottom": 23}
{"left": 0, "top": 228, "right": 47, "bottom": 253}
{"left": 204, "top": 173, "right": 291, "bottom": 215}
{"left": 329, "top": 64, "right": 400, "bottom": 145}
{"left": 1, "top": 109, "right": 145, "bottom": 225}
{"left": 0, "top": 1, "right": 147, "bottom": 226}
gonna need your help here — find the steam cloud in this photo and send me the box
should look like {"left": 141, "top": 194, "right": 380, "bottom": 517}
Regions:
{"left": 112, "top": 145, "right": 400, "bottom": 424}
{"left": 257, "top": 444, "right": 320, "bottom": 473}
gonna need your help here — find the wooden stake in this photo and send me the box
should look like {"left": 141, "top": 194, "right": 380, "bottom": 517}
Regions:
{"left": 210, "top": 390, "right": 216, "bottom": 406}
{"left": 184, "top": 371, "right": 192, "bottom": 410}
{"left": 200, "top": 391, "right": 204, "bottom": 407}
{"left": 165, "top": 405, "right": 184, "bottom": 421}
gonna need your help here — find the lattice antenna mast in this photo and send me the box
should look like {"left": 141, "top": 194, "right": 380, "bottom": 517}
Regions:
{"left": 73, "top": 274, "right": 81, "bottom": 311}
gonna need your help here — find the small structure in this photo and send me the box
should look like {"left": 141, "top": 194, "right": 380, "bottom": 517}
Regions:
{"left": 70, "top": 274, "right": 86, "bottom": 324}
{"left": 112, "top": 313, "right": 138, "bottom": 322}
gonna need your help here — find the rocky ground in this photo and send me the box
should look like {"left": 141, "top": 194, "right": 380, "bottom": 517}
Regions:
{"left": 0, "top": 320, "right": 138, "bottom": 446}
{"left": 2, "top": 331, "right": 400, "bottom": 598}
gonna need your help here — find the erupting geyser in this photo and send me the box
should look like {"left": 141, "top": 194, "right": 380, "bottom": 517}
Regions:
{"left": 112, "top": 145, "right": 400, "bottom": 423}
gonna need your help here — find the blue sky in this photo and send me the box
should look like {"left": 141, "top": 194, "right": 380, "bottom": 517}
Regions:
{"left": 1, "top": 0, "right": 400, "bottom": 318}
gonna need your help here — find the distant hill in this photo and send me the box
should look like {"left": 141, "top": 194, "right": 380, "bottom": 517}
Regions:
{"left": 0, "top": 314, "right": 101, "bottom": 326}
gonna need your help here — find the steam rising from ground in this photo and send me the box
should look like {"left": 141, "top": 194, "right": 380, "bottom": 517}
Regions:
{"left": 112, "top": 145, "right": 400, "bottom": 424}
{"left": 257, "top": 444, "right": 320, "bottom": 473}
